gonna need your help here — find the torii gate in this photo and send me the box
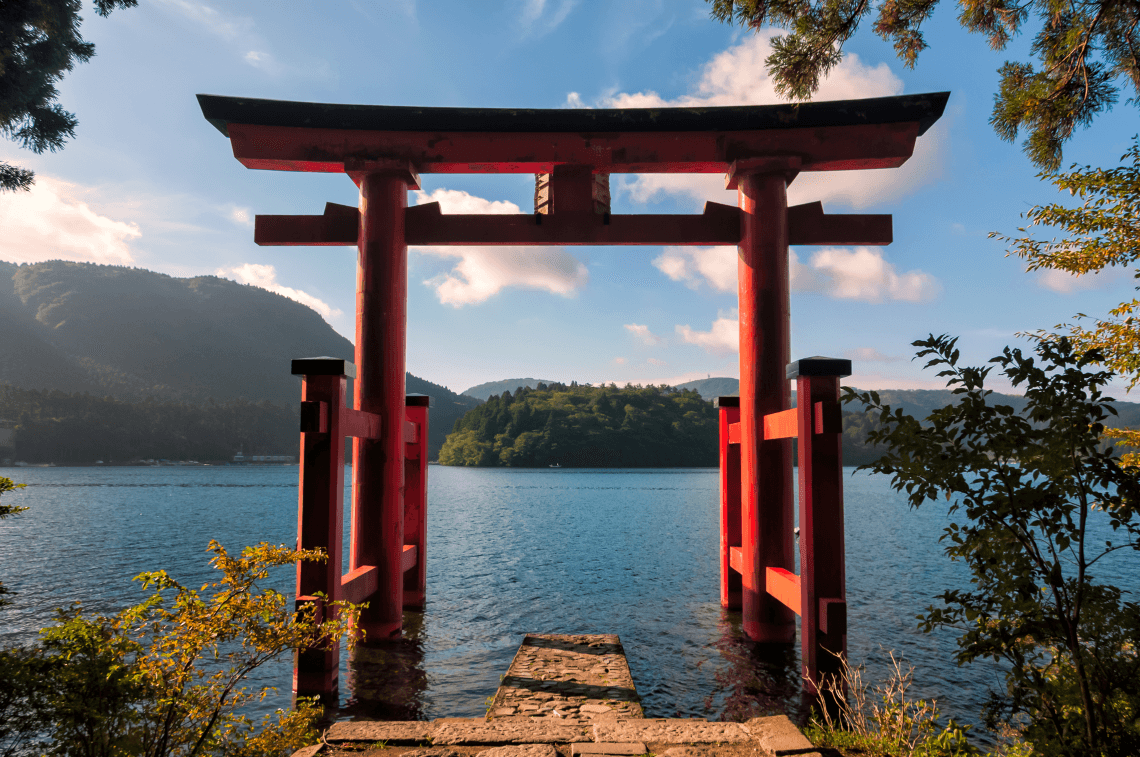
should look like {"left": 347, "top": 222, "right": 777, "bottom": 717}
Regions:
{"left": 198, "top": 92, "right": 947, "bottom": 699}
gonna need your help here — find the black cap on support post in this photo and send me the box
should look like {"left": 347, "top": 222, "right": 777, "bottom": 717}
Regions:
{"left": 713, "top": 396, "right": 740, "bottom": 408}
{"left": 406, "top": 393, "right": 431, "bottom": 407}
{"left": 786, "top": 356, "right": 852, "bottom": 380}
{"left": 291, "top": 357, "right": 357, "bottom": 379}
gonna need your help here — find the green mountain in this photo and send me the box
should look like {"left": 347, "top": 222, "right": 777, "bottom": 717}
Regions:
{"left": 461, "top": 377, "right": 556, "bottom": 401}
{"left": 673, "top": 377, "right": 740, "bottom": 400}
{"left": 0, "top": 260, "right": 479, "bottom": 460}
{"left": 440, "top": 383, "right": 716, "bottom": 467}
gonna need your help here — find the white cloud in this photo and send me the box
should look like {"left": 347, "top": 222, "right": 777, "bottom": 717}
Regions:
{"left": 411, "top": 188, "right": 588, "bottom": 306}
{"left": 587, "top": 32, "right": 942, "bottom": 211}
{"left": 647, "top": 358, "right": 667, "bottom": 366}
{"left": 844, "top": 347, "right": 903, "bottom": 362}
{"left": 612, "top": 357, "right": 627, "bottom": 365}
{"left": 0, "top": 175, "right": 140, "bottom": 265}
{"left": 653, "top": 245, "right": 938, "bottom": 302}
{"left": 624, "top": 323, "right": 663, "bottom": 345}
{"left": 676, "top": 309, "right": 740, "bottom": 355}
{"left": 800, "top": 247, "right": 940, "bottom": 302}
{"left": 217, "top": 264, "right": 342, "bottom": 320}
{"left": 653, "top": 246, "right": 737, "bottom": 292}
{"left": 1036, "top": 268, "right": 1121, "bottom": 293}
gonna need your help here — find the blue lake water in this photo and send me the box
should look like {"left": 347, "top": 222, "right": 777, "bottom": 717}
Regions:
{"left": 0, "top": 465, "right": 1134, "bottom": 737}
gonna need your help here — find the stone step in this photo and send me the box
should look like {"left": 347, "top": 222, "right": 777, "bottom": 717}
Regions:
{"left": 321, "top": 714, "right": 817, "bottom": 753}
{"left": 488, "top": 633, "right": 643, "bottom": 721}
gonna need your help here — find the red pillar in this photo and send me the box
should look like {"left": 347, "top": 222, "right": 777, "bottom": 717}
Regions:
{"left": 792, "top": 359, "right": 850, "bottom": 692}
{"left": 717, "top": 396, "right": 742, "bottom": 609}
{"left": 737, "top": 171, "right": 796, "bottom": 643}
{"left": 291, "top": 358, "right": 351, "bottom": 699}
{"left": 403, "top": 395, "right": 429, "bottom": 608}
{"left": 352, "top": 171, "right": 412, "bottom": 640}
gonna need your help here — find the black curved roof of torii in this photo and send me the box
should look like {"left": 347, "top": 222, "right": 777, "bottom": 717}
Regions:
{"left": 197, "top": 92, "right": 949, "bottom": 139}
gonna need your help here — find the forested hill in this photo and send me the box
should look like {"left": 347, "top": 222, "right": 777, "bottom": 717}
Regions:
{"left": 439, "top": 383, "right": 717, "bottom": 467}
{"left": 0, "top": 260, "right": 479, "bottom": 460}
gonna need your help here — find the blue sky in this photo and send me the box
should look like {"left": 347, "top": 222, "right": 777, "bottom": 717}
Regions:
{"left": 1, "top": 0, "right": 1137, "bottom": 396}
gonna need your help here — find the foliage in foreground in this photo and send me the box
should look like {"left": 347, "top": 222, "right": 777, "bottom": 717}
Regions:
{"left": 805, "top": 650, "right": 983, "bottom": 757}
{"left": 0, "top": 541, "right": 362, "bottom": 757}
{"left": 845, "top": 336, "right": 1140, "bottom": 756}
{"left": 996, "top": 138, "right": 1140, "bottom": 463}
{"left": 1, "top": 1, "right": 138, "bottom": 191}
{"left": 0, "top": 476, "right": 27, "bottom": 608}
{"left": 707, "top": 0, "right": 1139, "bottom": 170}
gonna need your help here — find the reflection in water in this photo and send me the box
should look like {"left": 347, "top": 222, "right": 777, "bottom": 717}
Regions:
{"left": 708, "top": 609, "right": 808, "bottom": 724}
{"left": 341, "top": 610, "right": 429, "bottom": 721}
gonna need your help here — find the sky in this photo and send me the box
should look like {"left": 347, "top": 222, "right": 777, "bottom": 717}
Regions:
{"left": 1, "top": 0, "right": 1138, "bottom": 397}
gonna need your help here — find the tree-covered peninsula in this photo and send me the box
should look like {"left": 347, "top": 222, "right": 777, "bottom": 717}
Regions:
{"left": 439, "top": 383, "right": 718, "bottom": 467}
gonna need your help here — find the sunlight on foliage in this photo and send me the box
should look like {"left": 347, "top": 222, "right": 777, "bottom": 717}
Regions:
{"left": 995, "top": 138, "right": 1140, "bottom": 465}
{"left": 0, "top": 540, "right": 362, "bottom": 757}
{"left": 845, "top": 335, "right": 1140, "bottom": 757}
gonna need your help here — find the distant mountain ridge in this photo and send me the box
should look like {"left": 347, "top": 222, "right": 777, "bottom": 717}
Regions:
{"left": 0, "top": 260, "right": 480, "bottom": 459}
{"left": 462, "top": 378, "right": 556, "bottom": 401}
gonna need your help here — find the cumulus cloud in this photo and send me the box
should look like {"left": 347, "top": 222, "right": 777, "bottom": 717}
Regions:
{"left": 586, "top": 32, "right": 942, "bottom": 211}
{"left": 0, "top": 175, "right": 140, "bottom": 265}
{"left": 624, "top": 323, "right": 663, "bottom": 345}
{"left": 799, "top": 247, "right": 940, "bottom": 302}
{"left": 676, "top": 310, "right": 740, "bottom": 355}
{"left": 612, "top": 357, "right": 627, "bottom": 365}
{"left": 411, "top": 188, "right": 588, "bottom": 306}
{"left": 647, "top": 357, "right": 667, "bottom": 366}
{"left": 653, "top": 246, "right": 737, "bottom": 292}
{"left": 217, "top": 263, "right": 342, "bottom": 320}
{"left": 652, "top": 245, "right": 938, "bottom": 302}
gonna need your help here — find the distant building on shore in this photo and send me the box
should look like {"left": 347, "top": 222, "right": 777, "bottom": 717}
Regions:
{"left": 232, "top": 451, "right": 295, "bottom": 464}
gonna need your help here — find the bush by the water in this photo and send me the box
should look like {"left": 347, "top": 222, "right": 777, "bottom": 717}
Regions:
{"left": 439, "top": 382, "right": 718, "bottom": 467}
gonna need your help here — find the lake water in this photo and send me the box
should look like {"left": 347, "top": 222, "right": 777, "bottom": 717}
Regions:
{"left": 1, "top": 465, "right": 1134, "bottom": 738}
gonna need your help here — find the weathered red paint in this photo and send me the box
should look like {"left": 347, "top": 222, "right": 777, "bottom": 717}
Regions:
{"left": 225, "top": 122, "right": 921, "bottom": 175}
{"left": 351, "top": 171, "right": 413, "bottom": 641}
{"left": 737, "top": 171, "right": 796, "bottom": 644}
{"left": 403, "top": 396, "right": 429, "bottom": 609}
{"left": 796, "top": 374, "right": 847, "bottom": 693}
{"left": 717, "top": 398, "right": 741, "bottom": 610}
{"left": 294, "top": 371, "right": 347, "bottom": 698}
{"left": 254, "top": 201, "right": 891, "bottom": 248}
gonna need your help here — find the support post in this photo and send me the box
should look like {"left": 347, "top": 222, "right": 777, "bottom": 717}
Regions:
{"left": 352, "top": 169, "right": 415, "bottom": 640}
{"left": 291, "top": 357, "right": 353, "bottom": 700}
{"left": 789, "top": 357, "right": 851, "bottom": 693}
{"left": 716, "top": 396, "right": 742, "bottom": 609}
{"left": 736, "top": 170, "right": 796, "bottom": 643}
{"left": 403, "top": 394, "right": 429, "bottom": 608}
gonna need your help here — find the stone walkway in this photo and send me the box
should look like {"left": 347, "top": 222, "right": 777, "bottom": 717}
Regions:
{"left": 294, "top": 634, "right": 824, "bottom": 757}
{"left": 488, "top": 634, "right": 644, "bottom": 721}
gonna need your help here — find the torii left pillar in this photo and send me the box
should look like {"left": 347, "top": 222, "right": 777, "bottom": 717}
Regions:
{"left": 350, "top": 165, "right": 419, "bottom": 640}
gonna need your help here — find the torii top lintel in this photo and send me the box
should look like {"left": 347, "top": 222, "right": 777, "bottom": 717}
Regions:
{"left": 197, "top": 92, "right": 948, "bottom": 176}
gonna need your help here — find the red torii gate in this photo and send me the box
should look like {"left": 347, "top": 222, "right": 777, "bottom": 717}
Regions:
{"left": 198, "top": 92, "right": 947, "bottom": 698}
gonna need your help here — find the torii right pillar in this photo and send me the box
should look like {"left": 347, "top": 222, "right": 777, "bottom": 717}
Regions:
{"left": 735, "top": 161, "right": 797, "bottom": 643}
